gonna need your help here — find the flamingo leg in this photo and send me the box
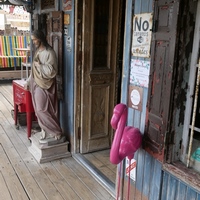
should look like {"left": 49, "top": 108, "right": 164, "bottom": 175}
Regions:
{"left": 116, "top": 162, "right": 122, "bottom": 200}
{"left": 127, "top": 159, "right": 131, "bottom": 200}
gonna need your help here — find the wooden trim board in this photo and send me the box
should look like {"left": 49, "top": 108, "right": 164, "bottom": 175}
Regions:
{"left": 0, "top": 70, "right": 28, "bottom": 80}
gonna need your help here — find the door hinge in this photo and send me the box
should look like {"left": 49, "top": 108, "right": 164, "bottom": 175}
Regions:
{"left": 78, "top": 127, "right": 81, "bottom": 140}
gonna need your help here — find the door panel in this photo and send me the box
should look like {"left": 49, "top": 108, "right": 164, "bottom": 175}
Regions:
{"left": 144, "top": 0, "right": 180, "bottom": 162}
{"left": 79, "top": 0, "right": 121, "bottom": 153}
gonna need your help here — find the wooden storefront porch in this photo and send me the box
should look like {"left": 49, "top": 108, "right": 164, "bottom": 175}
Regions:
{"left": 0, "top": 81, "right": 115, "bottom": 200}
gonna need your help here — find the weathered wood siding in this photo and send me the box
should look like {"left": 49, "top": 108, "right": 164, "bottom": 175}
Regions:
{"left": 60, "top": 1, "right": 75, "bottom": 142}
{"left": 121, "top": 0, "right": 200, "bottom": 199}
{"left": 161, "top": 171, "right": 200, "bottom": 200}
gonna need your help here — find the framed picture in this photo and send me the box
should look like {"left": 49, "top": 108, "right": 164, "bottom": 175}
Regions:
{"left": 40, "top": 0, "right": 59, "bottom": 13}
{"left": 63, "top": 0, "right": 72, "bottom": 11}
{"left": 128, "top": 85, "right": 143, "bottom": 111}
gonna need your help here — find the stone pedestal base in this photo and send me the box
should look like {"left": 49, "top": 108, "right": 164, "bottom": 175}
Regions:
{"left": 28, "top": 132, "right": 71, "bottom": 163}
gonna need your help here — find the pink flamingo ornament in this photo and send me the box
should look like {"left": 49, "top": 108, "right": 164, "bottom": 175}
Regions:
{"left": 110, "top": 103, "right": 142, "bottom": 164}
{"left": 110, "top": 103, "right": 142, "bottom": 200}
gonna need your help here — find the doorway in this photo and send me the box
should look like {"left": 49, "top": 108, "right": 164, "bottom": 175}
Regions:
{"left": 74, "top": 0, "right": 126, "bottom": 193}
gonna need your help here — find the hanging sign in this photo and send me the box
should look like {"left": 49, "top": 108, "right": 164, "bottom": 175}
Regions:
{"left": 131, "top": 13, "right": 152, "bottom": 57}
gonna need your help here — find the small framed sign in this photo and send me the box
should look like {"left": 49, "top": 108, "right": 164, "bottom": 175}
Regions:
{"left": 128, "top": 85, "right": 143, "bottom": 111}
{"left": 64, "top": 14, "right": 70, "bottom": 25}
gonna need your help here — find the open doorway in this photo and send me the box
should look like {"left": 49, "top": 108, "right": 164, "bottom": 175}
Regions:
{"left": 74, "top": 0, "right": 126, "bottom": 193}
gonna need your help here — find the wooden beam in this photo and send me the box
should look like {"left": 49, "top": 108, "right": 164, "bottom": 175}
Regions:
{"left": 0, "top": 70, "right": 28, "bottom": 80}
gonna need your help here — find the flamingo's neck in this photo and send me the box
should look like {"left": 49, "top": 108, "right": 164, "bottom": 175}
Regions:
{"left": 110, "top": 106, "right": 128, "bottom": 164}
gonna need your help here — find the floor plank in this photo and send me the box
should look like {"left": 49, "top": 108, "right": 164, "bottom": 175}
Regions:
{"left": 0, "top": 82, "right": 116, "bottom": 200}
{"left": 39, "top": 162, "right": 81, "bottom": 200}
{"left": 0, "top": 117, "right": 48, "bottom": 200}
{"left": 63, "top": 157, "right": 115, "bottom": 200}
{"left": 84, "top": 151, "right": 116, "bottom": 183}
{"left": 0, "top": 144, "right": 29, "bottom": 200}
{"left": 52, "top": 159, "right": 99, "bottom": 200}
{"left": 0, "top": 104, "right": 64, "bottom": 200}
{"left": 0, "top": 171, "right": 12, "bottom": 200}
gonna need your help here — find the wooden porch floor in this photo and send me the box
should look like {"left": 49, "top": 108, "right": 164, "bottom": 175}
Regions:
{"left": 0, "top": 81, "right": 115, "bottom": 200}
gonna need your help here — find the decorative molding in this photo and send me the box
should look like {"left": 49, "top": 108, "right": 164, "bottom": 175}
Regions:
{"left": 89, "top": 73, "right": 113, "bottom": 85}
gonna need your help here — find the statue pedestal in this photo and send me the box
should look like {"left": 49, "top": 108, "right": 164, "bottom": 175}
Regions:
{"left": 28, "top": 132, "right": 71, "bottom": 163}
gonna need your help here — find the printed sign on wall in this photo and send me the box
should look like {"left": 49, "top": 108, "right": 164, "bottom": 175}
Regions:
{"left": 125, "top": 158, "right": 136, "bottom": 181}
{"left": 128, "top": 85, "right": 143, "bottom": 111}
{"left": 131, "top": 13, "right": 152, "bottom": 57}
{"left": 130, "top": 59, "right": 150, "bottom": 88}
{"left": 64, "top": 14, "right": 70, "bottom": 25}
{"left": 66, "top": 36, "right": 72, "bottom": 52}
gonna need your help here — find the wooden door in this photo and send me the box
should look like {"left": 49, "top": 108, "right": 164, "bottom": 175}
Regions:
{"left": 143, "top": 0, "right": 180, "bottom": 162}
{"left": 76, "top": 0, "right": 122, "bottom": 153}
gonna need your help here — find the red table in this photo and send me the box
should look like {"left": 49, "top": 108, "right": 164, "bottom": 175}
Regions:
{"left": 13, "top": 80, "right": 35, "bottom": 138}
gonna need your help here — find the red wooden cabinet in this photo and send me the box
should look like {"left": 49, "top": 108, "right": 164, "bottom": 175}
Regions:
{"left": 13, "top": 80, "right": 35, "bottom": 138}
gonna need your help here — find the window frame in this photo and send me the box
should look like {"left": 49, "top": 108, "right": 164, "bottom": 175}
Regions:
{"left": 180, "top": 0, "right": 200, "bottom": 167}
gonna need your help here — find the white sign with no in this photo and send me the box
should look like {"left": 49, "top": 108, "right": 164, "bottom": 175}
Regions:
{"left": 131, "top": 13, "right": 152, "bottom": 58}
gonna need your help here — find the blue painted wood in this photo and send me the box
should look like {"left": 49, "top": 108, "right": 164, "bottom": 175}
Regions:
{"left": 175, "top": 181, "right": 187, "bottom": 200}
{"left": 148, "top": 0, "right": 153, "bottom": 12}
{"left": 140, "top": 88, "right": 148, "bottom": 133}
{"left": 141, "top": 0, "right": 150, "bottom": 13}
{"left": 166, "top": 175, "right": 178, "bottom": 200}
{"left": 134, "top": 0, "right": 153, "bottom": 14}
{"left": 134, "top": 0, "right": 142, "bottom": 14}
{"left": 121, "top": 0, "right": 133, "bottom": 105}
{"left": 122, "top": 0, "right": 157, "bottom": 199}
{"left": 161, "top": 172, "right": 200, "bottom": 200}
{"left": 197, "top": 192, "right": 200, "bottom": 200}
{"left": 127, "top": 107, "right": 135, "bottom": 125}
{"left": 151, "top": 159, "right": 162, "bottom": 200}
{"left": 133, "top": 110, "right": 141, "bottom": 128}
{"left": 142, "top": 151, "right": 153, "bottom": 197}
{"left": 60, "top": 0, "right": 75, "bottom": 137}
{"left": 186, "top": 187, "right": 197, "bottom": 200}
{"left": 161, "top": 172, "right": 168, "bottom": 200}
{"left": 135, "top": 149, "right": 144, "bottom": 192}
